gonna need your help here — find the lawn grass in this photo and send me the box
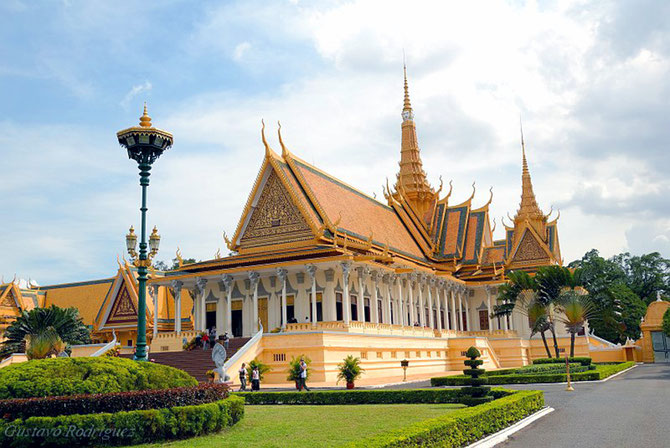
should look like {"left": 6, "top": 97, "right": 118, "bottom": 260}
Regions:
{"left": 133, "top": 403, "right": 465, "bottom": 448}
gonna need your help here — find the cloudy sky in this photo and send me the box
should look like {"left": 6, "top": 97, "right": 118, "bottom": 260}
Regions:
{"left": 1, "top": 0, "right": 669, "bottom": 285}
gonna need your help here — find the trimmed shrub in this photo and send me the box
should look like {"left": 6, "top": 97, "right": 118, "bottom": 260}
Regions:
{"left": 0, "top": 396, "right": 244, "bottom": 448}
{"left": 431, "top": 361, "right": 635, "bottom": 386}
{"left": 0, "top": 358, "right": 197, "bottom": 399}
{"left": 461, "top": 346, "right": 491, "bottom": 401}
{"left": 235, "top": 388, "right": 509, "bottom": 406}
{"left": 346, "top": 390, "right": 544, "bottom": 447}
{"left": 1, "top": 384, "right": 229, "bottom": 420}
{"left": 532, "top": 357, "right": 592, "bottom": 366}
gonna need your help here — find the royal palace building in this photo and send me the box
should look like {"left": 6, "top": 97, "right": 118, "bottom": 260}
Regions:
{"left": 3, "top": 70, "right": 622, "bottom": 383}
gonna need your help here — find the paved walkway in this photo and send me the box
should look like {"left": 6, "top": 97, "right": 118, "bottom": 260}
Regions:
{"left": 500, "top": 364, "right": 670, "bottom": 448}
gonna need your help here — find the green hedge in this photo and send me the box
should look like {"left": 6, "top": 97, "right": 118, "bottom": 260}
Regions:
{"left": 0, "top": 358, "right": 197, "bottom": 399}
{"left": 346, "top": 390, "right": 544, "bottom": 447}
{"left": 431, "top": 362, "right": 635, "bottom": 386}
{"left": 0, "top": 396, "right": 244, "bottom": 447}
{"left": 532, "top": 357, "right": 592, "bottom": 366}
{"left": 235, "top": 388, "right": 509, "bottom": 407}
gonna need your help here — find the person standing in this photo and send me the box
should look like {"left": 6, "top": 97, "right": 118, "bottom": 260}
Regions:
{"left": 251, "top": 365, "right": 260, "bottom": 391}
{"left": 223, "top": 332, "right": 229, "bottom": 351}
{"left": 299, "top": 357, "right": 310, "bottom": 392}
{"left": 238, "top": 363, "right": 247, "bottom": 391}
{"left": 201, "top": 332, "right": 209, "bottom": 350}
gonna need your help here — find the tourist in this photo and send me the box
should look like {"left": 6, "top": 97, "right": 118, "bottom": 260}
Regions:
{"left": 195, "top": 333, "right": 202, "bottom": 349}
{"left": 251, "top": 365, "right": 260, "bottom": 391}
{"left": 238, "top": 363, "right": 247, "bottom": 391}
{"left": 201, "top": 332, "right": 209, "bottom": 350}
{"left": 223, "top": 332, "right": 229, "bottom": 351}
{"left": 209, "top": 327, "right": 217, "bottom": 349}
{"left": 299, "top": 356, "right": 310, "bottom": 391}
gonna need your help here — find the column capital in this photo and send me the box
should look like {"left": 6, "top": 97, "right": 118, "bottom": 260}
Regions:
{"left": 370, "top": 270, "right": 379, "bottom": 283}
{"left": 149, "top": 284, "right": 159, "bottom": 296}
{"left": 340, "top": 261, "right": 352, "bottom": 276}
{"left": 221, "top": 274, "right": 234, "bottom": 290}
{"left": 170, "top": 280, "right": 183, "bottom": 292}
{"left": 428, "top": 277, "right": 436, "bottom": 287}
{"left": 305, "top": 264, "right": 317, "bottom": 279}
{"left": 195, "top": 277, "right": 208, "bottom": 294}
{"left": 355, "top": 265, "right": 370, "bottom": 279}
{"left": 276, "top": 268, "right": 288, "bottom": 281}
{"left": 408, "top": 272, "right": 418, "bottom": 284}
{"left": 248, "top": 271, "right": 260, "bottom": 287}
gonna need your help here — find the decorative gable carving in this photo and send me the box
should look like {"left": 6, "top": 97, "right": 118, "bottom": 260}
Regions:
{"left": 510, "top": 229, "right": 550, "bottom": 265}
{"left": 240, "top": 170, "right": 313, "bottom": 248}
{"left": 107, "top": 286, "right": 137, "bottom": 324}
{"left": 0, "top": 290, "right": 16, "bottom": 308}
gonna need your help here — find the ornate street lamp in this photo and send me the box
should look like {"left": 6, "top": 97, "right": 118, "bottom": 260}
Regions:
{"left": 118, "top": 104, "right": 173, "bottom": 361}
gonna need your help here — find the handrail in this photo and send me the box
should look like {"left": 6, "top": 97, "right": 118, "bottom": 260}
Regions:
{"left": 90, "top": 330, "right": 117, "bottom": 357}
{"left": 223, "top": 322, "right": 263, "bottom": 372}
{"left": 0, "top": 353, "right": 26, "bottom": 368}
{"left": 588, "top": 332, "right": 618, "bottom": 348}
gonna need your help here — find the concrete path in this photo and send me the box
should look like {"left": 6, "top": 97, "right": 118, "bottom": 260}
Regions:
{"left": 377, "top": 364, "right": 670, "bottom": 448}
{"left": 499, "top": 364, "right": 669, "bottom": 448}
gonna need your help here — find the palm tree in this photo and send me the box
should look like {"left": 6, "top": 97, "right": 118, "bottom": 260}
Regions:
{"left": 556, "top": 290, "right": 594, "bottom": 357}
{"left": 1, "top": 306, "right": 91, "bottom": 358}
{"left": 495, "top": 271, "right": 554, "bottom": 358}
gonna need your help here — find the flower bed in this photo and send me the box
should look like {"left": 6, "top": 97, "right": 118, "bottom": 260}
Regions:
{"left": 1, "top": 384, "right": 230, "bottom": 420}
{"left": 431, "top": 361, "right": 635, "bottom": 386}
{"left": 0, "top": 396, "right": 244, "bottom": 448}
{"left": 346, "top": 390, "right": 544, "bottom": 447}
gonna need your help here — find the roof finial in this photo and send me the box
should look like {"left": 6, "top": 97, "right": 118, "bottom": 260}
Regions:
{"left": 520, "top": 116, "right": 529, "bottom": 176}
{"left": 139, "top": 102, "right": 152, "bottom": 128}
{"left": 277, "top": 120, "right": 288, "bottom": 156}
{"left": 261, "top": 119, "right": 270, "bottom": 155}
{"left": 403, "top": 59, "right": 412, "bottom": 116}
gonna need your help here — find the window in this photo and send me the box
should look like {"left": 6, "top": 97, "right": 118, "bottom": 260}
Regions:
{"left": 361, "top": 351, "right": 368, "bottom": 359}
{"left": 273, "top": 353, "right": 286, "bottom": 362}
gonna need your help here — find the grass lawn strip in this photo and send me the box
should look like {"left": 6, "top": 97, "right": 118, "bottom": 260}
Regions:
{"left": 130, "top": 403, "right": 465, "bottom": 448}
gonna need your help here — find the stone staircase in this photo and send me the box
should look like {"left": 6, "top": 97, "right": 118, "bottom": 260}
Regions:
{"left": 127, "top": 337, "right": 251, "bottom": 382}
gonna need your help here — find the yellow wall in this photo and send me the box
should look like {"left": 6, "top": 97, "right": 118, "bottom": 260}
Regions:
{"left": 639, "top": 300, "right": 670, "bottom": 363}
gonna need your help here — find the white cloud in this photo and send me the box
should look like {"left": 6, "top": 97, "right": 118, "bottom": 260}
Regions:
{"left": 121, "top": 81, "right": 153, "bottom": 109}
{"left": 233, "top": 42, "right": 252, "bottom": 61}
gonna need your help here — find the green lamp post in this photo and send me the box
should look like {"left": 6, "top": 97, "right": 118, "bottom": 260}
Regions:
{"left": 117, "top": 104, "right": 173, "bottom": 361}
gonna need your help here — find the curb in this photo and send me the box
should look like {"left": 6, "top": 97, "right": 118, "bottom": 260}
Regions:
{"left": 465, "top": 406, "right": 555, "bottom": 448}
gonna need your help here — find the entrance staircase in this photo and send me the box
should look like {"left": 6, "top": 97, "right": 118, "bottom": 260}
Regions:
{"left": 127, "top": 337, "right": 251, "bottom": 382}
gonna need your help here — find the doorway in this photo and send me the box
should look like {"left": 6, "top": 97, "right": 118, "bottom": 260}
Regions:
{"left": 205, "top": 302, "right": 217, "bottom": 330}
{"left": 231, "top": 300, "right": 243, "bottom": 337}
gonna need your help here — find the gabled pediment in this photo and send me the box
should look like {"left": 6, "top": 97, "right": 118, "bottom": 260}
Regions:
{"left": 235, "top": 160, "right": 317, "bottom": 251}
{"left": 97, "top": 267, "right": 146, "bottom": 330}
{"left": 507, "top": 225, "right": 554, "bottom": 267}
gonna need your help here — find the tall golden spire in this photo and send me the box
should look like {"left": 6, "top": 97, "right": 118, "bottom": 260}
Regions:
{"left": 139, "top": 102, "right": 152, "bottom": 128}
{"left": 393, "top": 64, "right": 435, "bottom": 224}
{"left": 515, "top": 121, "right": 545, "bottom": 224}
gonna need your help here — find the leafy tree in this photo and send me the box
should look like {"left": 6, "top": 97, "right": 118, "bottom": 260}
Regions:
{"left": 153, "top": 257, "right": 197, "bottom": 271}
{"left": 1, "top": 306, "right": 91, "bottom": 358}
{"left": 663, "top": 308, "right": 670, "bottom": 338}
{"left": 610, "top": 252, "right": 670, "bottom": 305}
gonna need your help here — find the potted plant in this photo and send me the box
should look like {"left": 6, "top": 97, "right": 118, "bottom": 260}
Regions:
{"left": 205, "top": 369, "right": 216, "bottom": 383}
{"left": 287, "top": 356, "right": 311, "bottom": 389}
{"left": 337, "top": 355, "right": 364, "bottom": 389}
{"left": 246, "top": 358, "right": 271, "bottom": 383}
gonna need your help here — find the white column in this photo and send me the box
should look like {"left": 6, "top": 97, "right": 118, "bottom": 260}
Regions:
{"left": 196, "top": 278, "right": 208, "bottom": 332}
{"left": 356, "top": 267, "right": 367, "bottom": 323}
{"left": 417, "top": 278, "right": 425, "bottom": 327}
{"left": 397, "top": 277, "right": 405, "bottom": 327}
{"left": 341, "top": 262, "right": 352, "bottom": 324}
{"left": 427, "top": 279, "right": 435, "bottom": 329}
{"left": 435, "top": 282, "right": 442, "bottom": 331}
{"left": 408, "top": 274, "right": 416, "bottom": 325}
{"left": 485, "top": 286, "right": 493, "bottom": 333}
{"left": 306, "top": 265, "right": 318, "bottom": 325}
{"left": 449, "top": 287, "right": 456, "bottom": 331}
{"left": 370, "top": 271, "right": 379, "bottom": 324}
{"left": 386, "top": 274, "right": 394, "bottom": 324}
{"left": 249, "top": 272, "right": 260, "bottom": 333}
{"left": 222, "top": 275, "right": 233, "bottom": 336}
{"left": 149, "top": 285, "right": 158, "bottom": 339}
{"left": 277, "top": 269, "right": 288, "bottom": 330}
{"left": 170, "top": 280, "right": 183, "bottom": 335}
{"left": 463, "top": 288, "right": 470, "bottom": 332}
{"left": 458, "top": 289, "right": 464, "bottom": 331}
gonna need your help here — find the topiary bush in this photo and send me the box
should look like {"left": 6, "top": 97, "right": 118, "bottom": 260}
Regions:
{"left": 460, "top": 346, "right": 492, "bottom": 403}
{"left": 0, "top": 357, "right": 197, "bottom": 399}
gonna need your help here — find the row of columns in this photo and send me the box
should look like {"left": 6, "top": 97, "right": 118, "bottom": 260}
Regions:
{"left": 157, "top": 264, "right": 502, "bottom": 337}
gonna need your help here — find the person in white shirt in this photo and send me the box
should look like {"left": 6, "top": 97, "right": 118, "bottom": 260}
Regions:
{"left": 251, "top": 366, "right": 260, "bottom": 391}
{"left": 299, "top": 357, "right": 310, "bottom": 391}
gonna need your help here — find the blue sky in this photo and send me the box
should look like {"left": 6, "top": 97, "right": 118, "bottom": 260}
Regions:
{"left": 2, "top": 0, "right": 670, "bottom": 285}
